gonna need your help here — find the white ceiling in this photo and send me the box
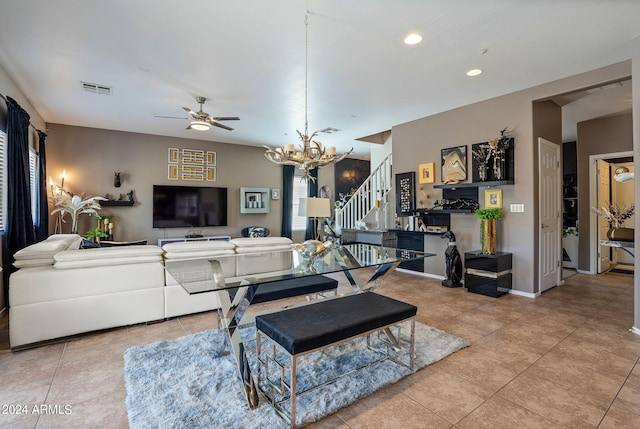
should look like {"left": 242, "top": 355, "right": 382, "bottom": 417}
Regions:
{"left": 0, "top": 0, "right": 638, "bottom": 156}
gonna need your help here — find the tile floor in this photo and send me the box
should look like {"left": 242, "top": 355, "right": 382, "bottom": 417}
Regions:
{"left": 1, "top": 270, "right": 639, "bottom": 428}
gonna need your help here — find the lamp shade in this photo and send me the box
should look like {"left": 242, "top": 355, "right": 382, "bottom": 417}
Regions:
{"left": 298, "top": 197, "right": 331, "bottom": 217}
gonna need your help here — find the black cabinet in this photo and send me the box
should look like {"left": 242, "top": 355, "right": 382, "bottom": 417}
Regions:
{"left": 464, "top": 251, "right": 512, "bottom": 297}
{"left": 395, "top": 231, "right": 424, "bottom": 272}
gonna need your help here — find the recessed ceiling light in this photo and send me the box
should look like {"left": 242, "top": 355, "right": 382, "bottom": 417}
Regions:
{"left": 466, "top": 68, "right": 483, "bottom": 77}
{"left": 404, "top": 33, "right": 423, "bottom": 45}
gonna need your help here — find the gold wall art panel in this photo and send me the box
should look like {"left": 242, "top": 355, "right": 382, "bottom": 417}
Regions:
{"left": 168, "top": 148, "right": 217, "bottom": 181}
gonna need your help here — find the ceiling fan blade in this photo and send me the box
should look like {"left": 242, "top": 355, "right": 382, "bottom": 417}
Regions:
{"left": 211, "top": 116, "right": 240, "bottom": 121}
{"left": 211, "top": 121, "right": 234, "bottom": 131}
{"left": 182, "top": 107, "right": 197, "bottom": 115}
{"left": 154, "top": 115, "right": 188, "bottom": 120}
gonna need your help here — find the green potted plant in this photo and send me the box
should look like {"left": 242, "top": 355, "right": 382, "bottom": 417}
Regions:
{"left": 475, "top": 208, "right": 503, "bottom": 254}
{"left": 85, "top": 227, "right": 108, "bottom": 243}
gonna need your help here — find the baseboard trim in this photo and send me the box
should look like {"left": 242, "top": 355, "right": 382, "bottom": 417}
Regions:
{"left": 508, "top": 289, "right": 539, "bottom": 299}
{"left": 630, "top": 326, "right": 640, "bottom": 337}
{"left": 576, "top": 268, "right": 592, "bottom": 275}
{"left": 396, "top": 268, "right": 445, "bottom": 281}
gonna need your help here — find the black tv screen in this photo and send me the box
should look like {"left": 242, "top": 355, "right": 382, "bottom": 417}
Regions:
{"left": 153, "top": 185, "right": 228, "bottom": 228}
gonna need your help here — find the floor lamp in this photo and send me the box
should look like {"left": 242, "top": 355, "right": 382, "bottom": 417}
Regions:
{"left": 298, "top": 197, "right": 331, "bottom": 240}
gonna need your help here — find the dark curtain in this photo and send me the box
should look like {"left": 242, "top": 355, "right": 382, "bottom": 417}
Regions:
{"left": 280, "top": 165, "right": 294, "bottom": 239}
{"left": 304, "top": 168, "right": 319, "bottom": 240}
{"left": 2, "top": 97, "right": 37, "bottom": 304}
{"left": 36, "top": 130, "right": 49, "bottom": 241}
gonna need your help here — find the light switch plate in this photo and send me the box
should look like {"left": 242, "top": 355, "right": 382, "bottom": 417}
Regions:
{"left": 510, "top": 203, "right": 525, "bottom": 213}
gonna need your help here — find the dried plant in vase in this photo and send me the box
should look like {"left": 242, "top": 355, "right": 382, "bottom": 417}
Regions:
{"left": 483, "top": 128, "right": 511, "bottom": 181}
{"left": 51, "top": 189, "right": 106, "bottom": 234}
{"left": 593, "top": 202, "right": 634, "bottom": 229}
{"left": 472, "top": 147, "right": 492, "bottom": 181}
{"left": 592, "top": 202, "right": 634, "bottom": 241}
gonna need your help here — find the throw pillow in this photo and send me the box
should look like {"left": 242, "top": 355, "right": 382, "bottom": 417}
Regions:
{"left": 99, "top": 240, "right": 148, "bottom": 247}
{"left": 79, "top": 239, "right": 101, "bottom": 249}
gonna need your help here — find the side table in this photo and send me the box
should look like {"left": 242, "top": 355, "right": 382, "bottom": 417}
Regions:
{"left": 464, "top": 251, "right": 512, "bottom": 297}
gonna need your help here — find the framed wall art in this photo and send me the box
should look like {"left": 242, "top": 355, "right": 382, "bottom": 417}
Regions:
{"left": 395, "top": 171, "right": 415, "bottom": 215}
{"left": 485, "top": 189, "right": 503, "bottom": 209}
{"left": 441, "top": 145, "right": 467, "bottom": 183}
{"left": 419, "top": 162, "right": 435, "bottom": 184}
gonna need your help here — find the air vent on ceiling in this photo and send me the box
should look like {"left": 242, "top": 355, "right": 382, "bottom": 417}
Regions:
{"left": 81, "top": 81, "right": 113, "bottom": 95}
{"left": 318, "top": 127, "right": 340, "bottom": 134}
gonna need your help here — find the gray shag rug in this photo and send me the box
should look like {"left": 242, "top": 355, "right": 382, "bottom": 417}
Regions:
{"left": 124, "top": 322, "right": 469, "bottom": 428}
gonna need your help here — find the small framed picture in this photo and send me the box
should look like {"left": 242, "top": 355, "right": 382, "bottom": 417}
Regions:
{"left": 485, "top": 189, "right": 503, "bottom": 208}
{"left": 419, "top": 162, "right": 435, "bottom": 184}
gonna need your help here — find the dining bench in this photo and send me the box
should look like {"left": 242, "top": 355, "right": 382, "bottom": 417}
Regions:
{"left": 255, "top": 292, "right": 417, "bottom": 428}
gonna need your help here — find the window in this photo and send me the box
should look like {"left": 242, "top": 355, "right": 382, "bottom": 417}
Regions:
{"left": 29, "top": 147, "right": 38, "bottom": 224}
{"left": 0, "top": 132, "right": 39, "bottom": 230}
{"left": 0, "top": 131, "right": 6, "bottom": 230}
{"left": 291, "top": 177, "right": 307, "bottom": 231}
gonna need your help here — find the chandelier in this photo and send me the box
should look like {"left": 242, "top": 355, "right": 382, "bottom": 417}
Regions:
{"left": 263, "top": 14, "right": 353, "bottom": 182}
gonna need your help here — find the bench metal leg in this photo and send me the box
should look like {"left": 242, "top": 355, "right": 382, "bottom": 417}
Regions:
{"left": 290, "top": 356, "right": 297, "bottom": 429}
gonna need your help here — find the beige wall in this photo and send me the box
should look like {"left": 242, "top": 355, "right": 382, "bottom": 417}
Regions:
{"left": 46, "top": 124, "right": 287, "bottom": 244}
{"left": 392, "top": 61, "right": 631, "bottom": 295}
{"left": 576, "top": 113, "right": 633, "bottom": 270}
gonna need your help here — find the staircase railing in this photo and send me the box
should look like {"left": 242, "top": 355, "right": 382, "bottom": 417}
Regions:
{"left": 335, "top": 153, "right": 392, "bottom": 230}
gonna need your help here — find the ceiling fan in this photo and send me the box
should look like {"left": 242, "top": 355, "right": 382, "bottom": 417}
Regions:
{"left": 155, "top": 96, "right": 239, "bottom": 131}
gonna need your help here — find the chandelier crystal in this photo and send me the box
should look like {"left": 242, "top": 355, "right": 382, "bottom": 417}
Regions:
{"left": 263, "top": 14, "right": 353, "bottom": 182}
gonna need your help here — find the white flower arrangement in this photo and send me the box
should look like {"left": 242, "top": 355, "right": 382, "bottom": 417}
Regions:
{"left": 592, "top": 202, "right": 635, "bottom": 229}
{"left": 51, "top": 189, "right": 106, "bottom": 234}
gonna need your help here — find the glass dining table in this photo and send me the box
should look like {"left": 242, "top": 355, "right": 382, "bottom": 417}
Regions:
{"left": 164, "top": 242, "right": 435, "bottom": 409}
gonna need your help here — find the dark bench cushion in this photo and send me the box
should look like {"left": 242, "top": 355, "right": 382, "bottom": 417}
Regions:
{"left": 255, "top": 292, "right": 417, "bottom": 355}
{"left": 247, "top": 275, "right": 338, "bottom": 304}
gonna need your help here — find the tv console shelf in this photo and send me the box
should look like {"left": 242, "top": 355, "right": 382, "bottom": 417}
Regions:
{"left": 157, "top": 235, "right": 231, "bottom": 247}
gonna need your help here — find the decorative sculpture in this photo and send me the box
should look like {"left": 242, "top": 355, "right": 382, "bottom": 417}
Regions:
{"left": 441, "top": 231, "right": 463, "bottom": 288}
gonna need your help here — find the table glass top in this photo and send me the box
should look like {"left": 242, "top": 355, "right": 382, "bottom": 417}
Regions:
{"left": 165, "top": 243, "right": 434, "bottom": 294}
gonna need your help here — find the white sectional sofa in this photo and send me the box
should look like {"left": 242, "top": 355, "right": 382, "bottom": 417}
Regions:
{"left": 9, "top": 234, "right": 295, "bottom": 349}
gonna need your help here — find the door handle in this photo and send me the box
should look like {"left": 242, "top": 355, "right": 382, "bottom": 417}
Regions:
{"left": 541, "top": 223, "right": 548, "bottom": 228}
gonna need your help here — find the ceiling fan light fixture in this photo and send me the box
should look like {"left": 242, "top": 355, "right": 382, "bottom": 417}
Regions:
{"left": 188, "top": 120, "right": 211, "bottom": 131}
{"left": 404, "top": 33, "right": 423, "bottom": 45}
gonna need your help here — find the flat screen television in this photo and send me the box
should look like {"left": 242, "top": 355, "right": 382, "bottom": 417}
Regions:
{"left": 153, "top": 185, "right": 228, "bottom": 228}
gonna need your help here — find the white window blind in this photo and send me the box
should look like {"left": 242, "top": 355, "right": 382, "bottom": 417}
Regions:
{"left": 29, "top": 147, "right": 38, "bottom": 223}
{"left": 291, "top": 177, "right": 308, "bottom": 231}
{"left": 0, "top": 131, "right": 6, "bottom": 230}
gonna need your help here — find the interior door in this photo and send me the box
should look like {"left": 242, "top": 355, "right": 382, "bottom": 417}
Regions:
{"left": 598, "top": 160, "right": 611, "bottom": 273}
{"left": 538, "top": 138, "right": 561, "bottom": 293}
{"left": 611, "top": 161, "right": 635, "bottom": 266}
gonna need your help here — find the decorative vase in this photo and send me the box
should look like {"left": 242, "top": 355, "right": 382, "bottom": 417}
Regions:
{"left": 493, "top": 150, "right": 506, "bottom": 181}
{"left": 606, "top": 227, "right": 634, "bottom": 242}
{"left": 478, "top": 162, "right": 488, "bottom": 182}
{"left": 480, "top": 219, "right": 497, "bottom": 254}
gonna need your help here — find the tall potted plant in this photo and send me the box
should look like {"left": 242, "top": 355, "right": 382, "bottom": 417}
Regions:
{"left": 475, "top": 208, "right": 503, "bottom": 254}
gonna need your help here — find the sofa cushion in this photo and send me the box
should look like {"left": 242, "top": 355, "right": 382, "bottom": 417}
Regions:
{"left": 46, "top": 234, "right": 82, "bottom": 243}
{"left": 234, "top": 245, "right": 292, "bottom": 254}
{"left": 13, "top": 258, "right": 55, "bottom": 268}
{"left": 230, "top": 237, "right": 293, "bottom": 247}
{"left": 14, "top": 239, "right": 71, "bottom": 260}
{"left": 162, "top": 241, "right": 235, "bottom": 253}
{"left": 53, "top": 245, "right": 163, "bottom": 269}
{"left": 163, "top": 249, "right": 236, "bottom": 260}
